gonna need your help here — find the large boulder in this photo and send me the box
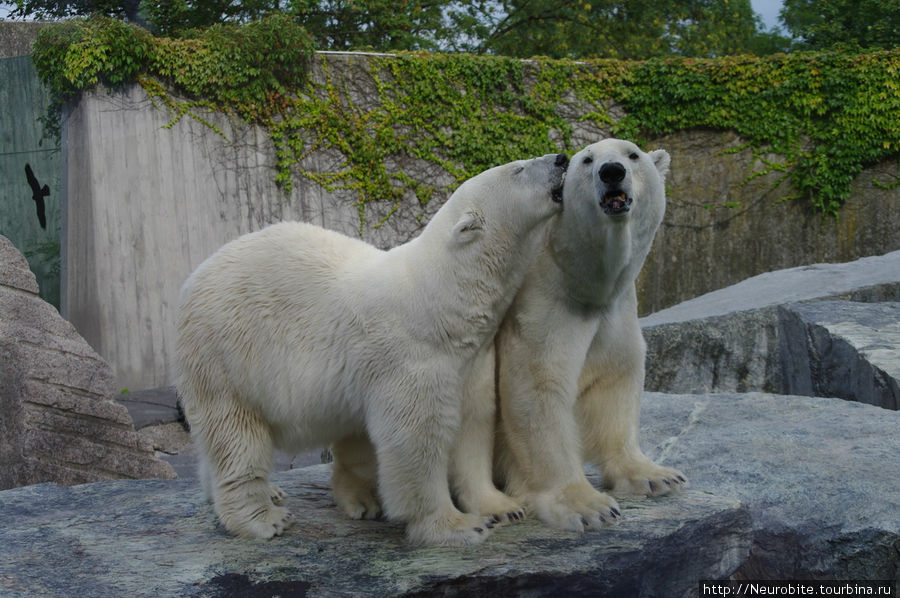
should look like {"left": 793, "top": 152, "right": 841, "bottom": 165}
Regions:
{"left": 0, "top": 465, "right": 750, "bottom": 597}
{"left": 638, "top": 391, "right": 900, "bottom": 581}
{"left": 0, "top": 235, "right": 175, "bottom": 489}
{"left": 641, "top": 251, "right": 900, "bottom": 397}
{"left": 779, "top": 301, "right": 899, "bottom": 410}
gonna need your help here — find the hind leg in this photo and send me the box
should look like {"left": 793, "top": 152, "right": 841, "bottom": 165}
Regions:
{"left": 190, "top": 395, "right": 293, "bottom": 539}
{"left": 332, "top": 433, "right": 382, "bottom": 520}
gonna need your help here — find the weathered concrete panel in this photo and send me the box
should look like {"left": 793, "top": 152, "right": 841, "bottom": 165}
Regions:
{"left": 0, "top": 21, "right": 45, "bottom": 58}
{"left": 638, "top": 129, "right": 900, "bottom": 315}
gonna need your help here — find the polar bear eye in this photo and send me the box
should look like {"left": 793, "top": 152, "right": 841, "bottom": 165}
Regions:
{"left": 582, "top": 156, "right": 593, "bottom": 165}
{"left": 629, "top": 152, "right": 639, "bottom": 161}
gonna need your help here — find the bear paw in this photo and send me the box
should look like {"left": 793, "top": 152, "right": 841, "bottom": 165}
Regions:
{"left": 458, "top": 487, "right": 527, "bottom": 525}
{"left": 529, "top": 481, "right": 621, "bottom": 533}
{"left": 602, "top": 457, "right": 687, "bottom": 498}
{"left": 406, "top": 509, "right": 497, "bottom": 546}
{"left": 269, "top": 483, "right": 287, "bottom": 505}
{"left": 335, "top": 484, "right": 383, "bottom": 521}
{"left": 226, "top": 503, "right": 294, "bottom": 540}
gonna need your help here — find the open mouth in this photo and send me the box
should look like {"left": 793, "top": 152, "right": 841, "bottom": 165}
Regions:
{"left": 551, "top": 172, "right": 566, "bottom": 203}
{"left": 601, "top": 189, "right": 632, "bottom": 215}
{"left": 552, "top": 183, "right": 564, "bottom": 203}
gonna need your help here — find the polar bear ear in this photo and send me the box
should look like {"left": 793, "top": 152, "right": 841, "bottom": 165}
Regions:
{"left": 451, "top": 210, "right": 485, "bottom": 245}
{"left": 649, "top": 149, "right": 671, "bottom": 181}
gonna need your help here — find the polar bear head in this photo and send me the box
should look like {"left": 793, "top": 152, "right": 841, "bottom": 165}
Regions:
{"left": 562, "top": 138, "right": 669, "bottom": 225}
{"left": 551, "top": 138, "right": 670, "bottom": 300}
{"left": 405, "top": 152, "right": 568, "bottom": 321}
{"left": 445, "top": 153, "right": 568, "bottom": 245}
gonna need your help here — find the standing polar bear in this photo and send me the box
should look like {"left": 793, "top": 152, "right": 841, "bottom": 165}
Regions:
{"left": 490, "top": 138, "right": 687, "bottom": 531}
{"left": 330, "top": 139, "right": 688, "bottom": 533}
{"left": 176, "top": 153, "right": 568, "bottom": 546}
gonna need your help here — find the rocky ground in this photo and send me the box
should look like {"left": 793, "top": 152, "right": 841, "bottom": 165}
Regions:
{"left": 1, "top": 250, "right": 897, "bottom": 596}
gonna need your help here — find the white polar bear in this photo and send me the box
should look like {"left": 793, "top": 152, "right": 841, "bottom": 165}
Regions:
{"left": 483, "top": 138, "right": 687, "bottom": 532}
{"left": 176, "top": 152, "right": 568, "bottom": 546}
{"left": 330, "top": 140, "right": 687, "bottom": 533}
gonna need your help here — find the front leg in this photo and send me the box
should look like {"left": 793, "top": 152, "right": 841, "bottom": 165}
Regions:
{"left": 578, "top": 297, "right": 686, "bottom": 497}
{"left": 368, "top": 378, "right": 499, "bottom": 546}
{"left": 495, "top": 309, "right": 620, "bottom": 532}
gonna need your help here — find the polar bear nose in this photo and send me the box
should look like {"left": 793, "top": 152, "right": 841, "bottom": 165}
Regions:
{"left": 599, "top": 162, "right": 626, "bottom": 184}
{"left": 554, "top": 153, "right": 569, "bottom": 167}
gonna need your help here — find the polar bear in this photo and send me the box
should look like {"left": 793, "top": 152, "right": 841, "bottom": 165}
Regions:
{"left": 330, "top": 140, "right": 686, "bottom": 532}
{"left": 176, "top": 152, "right": 568, "bottom": 546}
{"left": 488, "top": 138, "right": 687, "bottom": 531}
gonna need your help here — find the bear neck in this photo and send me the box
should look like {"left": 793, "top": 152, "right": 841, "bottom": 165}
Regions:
{"left": 400, "top": 219, "right": 549, "bottom": 352}
{"left": 548, "top": 214, "right": 642, "bottom": 311}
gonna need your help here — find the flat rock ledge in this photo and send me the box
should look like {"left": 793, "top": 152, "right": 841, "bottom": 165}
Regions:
{"left": 3, "top": 390, "right": 898, "bottom": 595}
{"left": 0, "top": 465, "right": 749, "bottom": 598}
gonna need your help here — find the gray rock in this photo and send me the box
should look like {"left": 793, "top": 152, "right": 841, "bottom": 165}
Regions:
{"left": 113, "top": 384, "right": 326, "bottom": 477}
{"left": 641, "top": 251, "right": 900, "bottom": 397}
{"left": 638, "top": 391, "right": 900, "bottom": 581}
{"left": 0, "top": 465, "right": 751, "bottom": 597}
{"left": 779, "top": 301, "right": 899, "bottom": 410}
{"left": 116, "top": 385, "right": 182, "bottom": 429}
{"left": 0, "top": 235, "right": 176, "bottom": 489}
{"left": 641, "top": 251, "right": 900, "bottom": 327}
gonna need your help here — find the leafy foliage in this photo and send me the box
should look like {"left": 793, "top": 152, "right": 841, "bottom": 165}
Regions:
{"left": 12, "top": 0, "right": 794, "bottom": 57}
{"left": 32, "top": 15, "right": 152, "bottom": 97}
{"left": 780, "top": 0, "right": 900, "bottom": 51}
{"left": 31, "top": 16, "right": 900, "bottom": 220}
{"left": 613, "top": 52, "right": 900, "bottom": 213}
{"left": 478, "top": 0, "right": 788, "bottom": 59}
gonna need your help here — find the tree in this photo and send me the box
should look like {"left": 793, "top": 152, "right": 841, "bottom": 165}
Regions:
{"left": 144, "top": 0, "right": 281, "bottom": 34}
{"left": 284, "top": 0, "right": 449, "bottom": 51}
{"left": 780, "top": 0, "right": 900, "bottom": 51}
{"left": 9, "top": 0, "right": 149, "bottom": 26}
{"left": 477, "top": 0, "right": 787, "bottom": 59}
{"left": 8, "top": 0, "right": 795, "bottom": 57}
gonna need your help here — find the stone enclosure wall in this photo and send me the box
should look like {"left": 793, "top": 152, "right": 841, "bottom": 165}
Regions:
{"left": 59, "top": 52, "right": 900, "bottom": 390}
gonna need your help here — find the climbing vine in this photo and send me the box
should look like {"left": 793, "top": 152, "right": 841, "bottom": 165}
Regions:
{"left": 32, "top": 16, "right": 899, "bottom": 220}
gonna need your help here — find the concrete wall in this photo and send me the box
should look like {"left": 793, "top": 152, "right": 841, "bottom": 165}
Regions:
{"left": 61, "top": 53, "right": 900, "bottom": 390}
{"left": 0, "top": 21, "right": 45, "bottom": 59}
{"left": 638, "top": 129, "right": 900, "bottom": 313}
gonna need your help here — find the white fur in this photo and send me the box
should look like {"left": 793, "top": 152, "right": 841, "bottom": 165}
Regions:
{"left": 177, "top": 154, "right": 566, "bottom": 545}
{"left": 472, "top": 138, "right": 687, "bottom": 532}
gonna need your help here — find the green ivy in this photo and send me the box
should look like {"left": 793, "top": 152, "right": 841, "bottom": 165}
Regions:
{"left": 612, "top": 52, "right": 900, "bottom": 212}
{"left": 32, "top": 17, "right": 899, "bottom": 221}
